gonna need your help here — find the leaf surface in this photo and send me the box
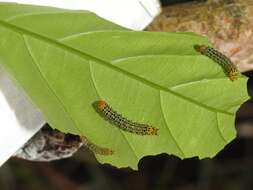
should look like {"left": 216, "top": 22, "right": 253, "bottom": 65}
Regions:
{"left": 0, "top": 3, "right": 248, "bottom": 169}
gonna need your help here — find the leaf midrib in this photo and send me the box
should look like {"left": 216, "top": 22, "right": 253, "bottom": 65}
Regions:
{"left": 0, "top": 19, "right": 233, "bottom": 116}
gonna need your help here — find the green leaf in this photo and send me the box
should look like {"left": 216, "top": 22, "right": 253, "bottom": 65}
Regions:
{"left": 0, "top": 3, "right": 249, "bottom": 169}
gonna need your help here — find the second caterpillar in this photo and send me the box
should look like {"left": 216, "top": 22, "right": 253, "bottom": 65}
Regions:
{"left": 94, "top": 100, "right": 159, "bottom": 136}
{"left": 194, "top": 44, "right": 240, "bottom": 81}
{"left": 81, "top": 136, "right": 113, "bottom": 155}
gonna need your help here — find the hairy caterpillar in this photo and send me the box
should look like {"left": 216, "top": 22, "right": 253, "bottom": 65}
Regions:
{"left": 94, "top": 100, "right": 159, "bottom": 135}
{"left": 194, "top": 44, "right": 240, "bottom": 81}
{"left": 81, "top": 136, "right": 113, "bottom": 155}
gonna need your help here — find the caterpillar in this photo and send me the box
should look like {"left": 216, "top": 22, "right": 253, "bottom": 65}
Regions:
{"left": 81, "top": 136, "right": 113, "bottom": 155}
{"left": 94, "top": 100, "right": 159, "bottom": 135}
{"left": 194, "top": 44, "right": 240, "bottom": 81}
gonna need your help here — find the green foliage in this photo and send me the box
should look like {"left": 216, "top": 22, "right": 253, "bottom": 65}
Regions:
{"left": 0, "top": 3, "right": 249, "bottom": 169}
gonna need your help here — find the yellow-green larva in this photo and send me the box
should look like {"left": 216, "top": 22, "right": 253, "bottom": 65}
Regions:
{"left": 194, "top": 44, "right": 240, "bottom": 81}
{"left": 81, "top": 136, "right": 113, "bottom": 155}
{"left": 95, "top": 100, "right": 159, "bottom": 135}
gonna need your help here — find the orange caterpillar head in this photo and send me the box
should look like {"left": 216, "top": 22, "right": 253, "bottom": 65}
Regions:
{"left": 146, "top": 126, "right": 159, "bottom": 135}
{"left": 194, "top": 44, "right": 208, "bottom": 54}
{"left": 97, "top": 100, "right": 107, "bottom": 110}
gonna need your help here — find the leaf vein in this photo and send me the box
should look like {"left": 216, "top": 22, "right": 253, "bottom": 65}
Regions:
{"left": 22, "top": 34, "right": 82, "bottom": 135}
{"left": 159, "top": 91, "right": 186, "bottom": 157}
{"left": 215, "top": 113, "right": 228, "bottom": 143}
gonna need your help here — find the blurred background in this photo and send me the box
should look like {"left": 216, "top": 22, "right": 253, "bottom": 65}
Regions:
{"left": 2, "top": 0, "right": 253, "bottom": 189}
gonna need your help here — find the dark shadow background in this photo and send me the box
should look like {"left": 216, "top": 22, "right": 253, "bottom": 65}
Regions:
{"left": 1, "top": 0, "right": 253, "bottom": 189}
